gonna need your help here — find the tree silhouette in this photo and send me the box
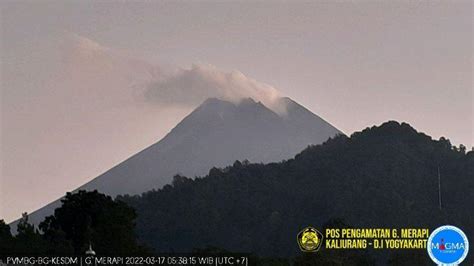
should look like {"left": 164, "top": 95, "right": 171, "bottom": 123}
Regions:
{"left": 39, "top": 190, "right": 148, "bottom": 255}
{"left": 0, "top": 220, "right": 13, "bottom": 256}
{"left": 119, "top": 121, "right": 473, "bottom": 264}
{"left": 14, "top": 213, "right": 46, "bottom": 255}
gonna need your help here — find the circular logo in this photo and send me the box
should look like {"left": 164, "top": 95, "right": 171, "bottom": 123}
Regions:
{"left": 427, "top": 225, "right": 469, "bottom": 265}
{"left": 297, "top": 227, "right": 323, "bottom": 252}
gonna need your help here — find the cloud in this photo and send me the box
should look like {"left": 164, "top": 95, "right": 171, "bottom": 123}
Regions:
{"left": 144, "top": 64, "right": 285, "bottom": 113}
{"left": 61, "top": 33, "right": 286, "bottom": 114}
{"left": 3, "top": 33, "right": 288, "bottom": 222}
{"left": 61, "top": 33, "right": 162, "bottom": 84}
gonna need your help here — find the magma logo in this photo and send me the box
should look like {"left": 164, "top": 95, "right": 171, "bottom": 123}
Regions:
{"left": 427, "top": 225, "right": 469, "bottom": 265}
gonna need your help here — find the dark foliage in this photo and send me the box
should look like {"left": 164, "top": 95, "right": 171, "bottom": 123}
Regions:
{"left": 118, "top": 121, "right": 473, "bottom": 263}
{"left": 39, "top": 190, "right": 149, "bottom": 255}
{"left": 0, "top": 220, "right": 14, "bottom": 254}
{"left": 2, "top": 191, "right": 149, "bottom": 257}
{"left": 0, "top": 214, "right": 49, "bottom": 257}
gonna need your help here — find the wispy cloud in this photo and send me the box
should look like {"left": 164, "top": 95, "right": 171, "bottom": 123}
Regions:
{"left": 143, "top": 64, "right": 284, "bottom": 112}
{"left": 63, "top": 33, "right": 286, "bottom": 113}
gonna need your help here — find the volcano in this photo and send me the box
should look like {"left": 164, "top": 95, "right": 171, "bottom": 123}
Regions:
{"left": 11, "top": 97, "right": 341, "bottom": 228}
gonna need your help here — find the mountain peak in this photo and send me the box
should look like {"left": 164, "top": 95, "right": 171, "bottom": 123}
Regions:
{"left": 200, "top": 97, "right": 262, "bottom": 109}
{"left": 12, "top": 96, "right": 342, "bottom": 231}
{"left": 201, "top": 97, "right": 229, "bottom": 105}
{"left": 199, "top": 97, "right": 284, "bottom": 117}
{"left": 115, "top": 96, "right": 341, "bottom": 188}
{"left": 194, "top": 97, "right": 277, "bottom": 118}
{"left": 238, "top": 97, "right": 258, "bottom": 105}
{"left": 357, "top": 121, "right": 419, "bottom": 137}
{"left": 199, "top": 97, "right": 234, "bottom": 108}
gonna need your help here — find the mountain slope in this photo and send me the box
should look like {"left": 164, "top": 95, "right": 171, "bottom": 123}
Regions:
{"left": 119, "top": 121, "right": 473, "bottom": 260}
{"left": 13, "top": 97, "right": 341, "bottom": 228}
{"left": 82, "top": 97, "right": 341, "bottom": 195}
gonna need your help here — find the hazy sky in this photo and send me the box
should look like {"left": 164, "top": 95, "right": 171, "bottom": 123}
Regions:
{"left": 1, "top": 1, "right": 472, "bottom": 223}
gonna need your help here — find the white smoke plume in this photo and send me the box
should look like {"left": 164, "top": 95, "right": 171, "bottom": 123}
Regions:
{"left": 62, "top": 33, "right": 287, "bottom": 114}
{"left": 143, "top": 64, "right": 285, "bottom": 114}
{"left": 2, "top": 33, "right": 288, "bottom": 222}
{"left": 32, "top": 33, "right": 293, "bottom": 141}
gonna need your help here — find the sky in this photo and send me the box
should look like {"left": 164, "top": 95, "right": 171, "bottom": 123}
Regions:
{"left": 1, "top": 1, "right": 472, "bottom": 223}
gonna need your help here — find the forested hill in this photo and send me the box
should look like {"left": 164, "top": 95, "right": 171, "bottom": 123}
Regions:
{"left": 119, "top": 121, "right": 473, "bottom": 258}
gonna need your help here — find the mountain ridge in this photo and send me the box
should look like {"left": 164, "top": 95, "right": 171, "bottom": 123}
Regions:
{"left": 81, "top": 96, "right": 342, "bottom": 194}
{"left": 10, "top": 96, "right": 342, "bottom": 230}
{"left": 119, "top": 121, "right": 473, "bottom": 260}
